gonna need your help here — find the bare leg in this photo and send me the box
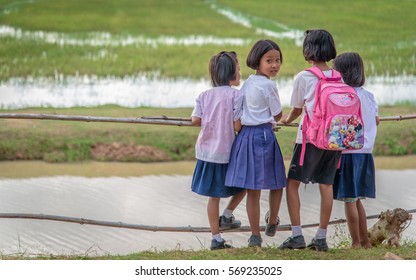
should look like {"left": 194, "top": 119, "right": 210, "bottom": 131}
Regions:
{"left": 357, "top": 199, "right": 371, "bottom": 248}
{"left": 246, "top": 189, "right": 261, "bottom": 236}
{"left": 224, "top": 190, "right": 246, "bottom": 212}
{"left": 269, "top": 189, "right": 283, "bottom": 225}
{"left": 286, "top": 178, "right": 301, "bottom": 226}
{"left": 344, "top": 201, "right": 360, "bottom": 247}
{"left": 207, "top": 197, "right": 221, "bottom": 235}
{"left": 318, "top": 184, "right": 333, "bottom": 229}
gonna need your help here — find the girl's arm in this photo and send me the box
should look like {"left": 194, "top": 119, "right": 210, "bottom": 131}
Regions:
{"left": 281, "top": 107, "right": 303, "bottom": 125}
{"left": 273, "top": 111, "right": 283, "bottom": 123}
{"left": 376, "top": 116, "right": 380, "bottom": 126}
{"left": 234, "top": 119, "right": 242, "bottom": 132}
{"left": 191, "top": 116, "right": 201, "bottom": 126}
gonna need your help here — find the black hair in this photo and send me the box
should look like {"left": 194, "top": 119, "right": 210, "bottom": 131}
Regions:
{"left": 333, "top": 52, "right": 365, "bottom": 87}
{"left": 209, "top": 51, "right": 238, "bottom": 87}
{"left": 246, "top": 39, "right": 283, "bottom": 70}
{"left": 303, "top": 29, "right": 336, "bottom": 62}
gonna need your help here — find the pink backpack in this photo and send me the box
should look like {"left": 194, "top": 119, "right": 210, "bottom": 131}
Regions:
{"left": 300, "top": 66, "right": 364, "bottom": 166}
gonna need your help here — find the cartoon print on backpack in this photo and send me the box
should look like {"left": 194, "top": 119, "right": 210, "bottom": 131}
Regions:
{"left": 328, "top": 114, "right": 364, "bottom": 149}
{"left": 342, "top": 116, "right": 363, "bottom": 149}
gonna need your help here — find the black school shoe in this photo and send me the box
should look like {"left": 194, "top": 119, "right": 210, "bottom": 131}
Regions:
{"left": 210, "top": 239, "right": 233, "bottom": 250}
{"left": 219, "top": 214, "right": 242, "bottom": 229}
{"left": 264, "top": 211, "right": 280, "bottom": 237}
{"left": 278, "top": 235, "right": 306, "bottom": 250}
{"left": 307, "top": 238, "right": 329, "bottom": 252}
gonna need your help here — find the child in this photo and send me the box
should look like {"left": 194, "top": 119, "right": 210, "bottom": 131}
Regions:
{"left": 332, "top": 52, "right": 380, "bottom": 248}
{"left": 279, "top": 29, "right": 340, "bottom": 252}
{"left": 191, "top": 51, "right": 246, "bottom": 250}
{"left": 225, "top": 40, "right": 287, "bottom": 247}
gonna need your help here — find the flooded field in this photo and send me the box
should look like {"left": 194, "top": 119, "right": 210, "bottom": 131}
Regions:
{"left": 1, "top": 75, "right": 415, "bottom": 109}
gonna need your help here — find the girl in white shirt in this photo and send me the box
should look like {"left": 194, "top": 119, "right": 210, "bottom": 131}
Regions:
{"left": 225, "top": 40, "right": 287, "bottom": 247}
{"left": 332, "top": 52, "right": 379, "bottom": 248}
{"left": 279, "top": 29, "right": 340, "bottom": 252}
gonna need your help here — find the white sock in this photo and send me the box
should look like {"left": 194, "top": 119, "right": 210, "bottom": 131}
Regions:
{"left": 291, "top": 225, "right": 303, "bottom": 237}
{"left": 315, "top": 228, "right": 327, "bottom": 239}
{"left": 222, "top": 209, "right": 233, "bottom": 218}
{"left": 212, "top": 234, "right": 223, "bottom": 242}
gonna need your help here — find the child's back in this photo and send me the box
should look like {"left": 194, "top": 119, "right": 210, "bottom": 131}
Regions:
{"left": 332, "top": 52, "right": 379, "bottom": 248}
{"left": 193, "top": 86, "right": 241, "bottom": 164}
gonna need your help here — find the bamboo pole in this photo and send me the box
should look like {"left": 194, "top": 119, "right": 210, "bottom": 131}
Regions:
{"left": 0, "top": 113, "right": 300, "bottom": 129}
{"left": 0, "top": 113, "right": 193, "bottom": 127}
{"left": 1, "top": 113, "right": 415, "bottom": 128}
{"left": 0, "top": 209, "right": 414, "bottom": 232}
{"left": 378, "top": 114, "right": 416, "bottom": 121}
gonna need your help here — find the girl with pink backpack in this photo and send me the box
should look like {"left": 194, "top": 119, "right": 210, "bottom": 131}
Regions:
{"left": 279, "top": 29, "right": 341, "bottom": 252}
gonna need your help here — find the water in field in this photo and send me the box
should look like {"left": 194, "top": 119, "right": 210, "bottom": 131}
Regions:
{"left": 0, "top": 161, "right": 415, "bottom": 257}
{"left": 0, "top": 75, "right": 415, "bottom": 109}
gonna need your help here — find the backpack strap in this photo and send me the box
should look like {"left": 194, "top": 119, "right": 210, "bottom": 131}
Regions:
{"left": 307, "top": 66, "right": 342, "bottom": 81}
{"left": 299, "top": 66, "right": 324, "bottom": 166}
{"left": 299, "top": 107, "right": 310, "bottom": 166}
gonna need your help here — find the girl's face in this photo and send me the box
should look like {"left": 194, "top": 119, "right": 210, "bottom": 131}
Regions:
{"left": 257, "top": 49, "right": 281, "bottom": 78}
{"left": 230, "top": 62, "right": 241, "bottom": 87}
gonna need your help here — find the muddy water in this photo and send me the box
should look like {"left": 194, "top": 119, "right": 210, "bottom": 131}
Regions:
{"left": 0, "top": 160, "right": 415, "bottom": 256}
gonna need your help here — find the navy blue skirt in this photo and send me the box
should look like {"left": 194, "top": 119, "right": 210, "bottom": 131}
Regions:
{"left": 191, "top": 160, "right": 244, "bottom": 198}
{"left": 333, "top": 154, "right": 376, "bottom": 201}
{"left": 225, "top": 123, "right": 287, "bottom": 190}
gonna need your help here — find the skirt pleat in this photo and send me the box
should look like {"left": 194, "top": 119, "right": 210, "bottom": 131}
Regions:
{"left": 191, "top": 160, "right": 244, "bottom": 197}
{"left": 333, "top": 153, "right": 376, "bottom": 200}
{"left": 225, "top": 124, "right": 287, "bottom": 190}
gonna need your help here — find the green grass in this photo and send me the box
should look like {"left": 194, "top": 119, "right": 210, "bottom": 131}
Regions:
{"left": 1, "top": 104, "right": 415, "bottom": 162}
{"left": 0, "top": 0, "right": 415, "bottom": 80}
{"left": 3, "top": 244, "right": 416, "bottom": 260}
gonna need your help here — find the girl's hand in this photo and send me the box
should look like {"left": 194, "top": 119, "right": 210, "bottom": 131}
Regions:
{"left": 191, "top": 116, "right": 201, "bottom": 126}
{"left": 280, "top": 114, "right": 289, "bottom": 125}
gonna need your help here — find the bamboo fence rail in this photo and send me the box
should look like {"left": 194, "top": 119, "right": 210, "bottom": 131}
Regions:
{"left": 0, "top": 113, "right": 415, "bottom": 129}
{"left": 0, "top": 209, "right": 414, "bottom": 232}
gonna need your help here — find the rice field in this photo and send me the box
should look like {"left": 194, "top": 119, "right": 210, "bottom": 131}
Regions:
{"left": 0, "top": 0, "right": 415, "bottom": 80}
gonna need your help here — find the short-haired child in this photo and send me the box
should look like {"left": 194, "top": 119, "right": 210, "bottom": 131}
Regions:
{"left": 225, "top": 40, "right": 287, "bottom": 247}
{"left": 280, "top": 29, "right": 340, "bottom": 252}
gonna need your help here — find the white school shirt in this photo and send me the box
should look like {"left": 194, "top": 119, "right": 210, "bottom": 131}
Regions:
{"left": 191, "top": 86, "right": 242, "bottom": 163}
{"left": 343, "top": 87, "right": 378, "bottom": 154}
{"left": 290, "top": 69, "right": 333, "bottom": 144}
{"left": 239, "top": 75, "right": 282, "bottom": 126}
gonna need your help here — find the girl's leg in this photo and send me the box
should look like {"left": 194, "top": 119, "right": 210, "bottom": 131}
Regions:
{"left": 246, "top": 189, "right": 261, "bottom": 236}
{"left": 307, "top": 184, "right": 333, "bottom": 251}
{"left": 318, "top": 184, "right": 334, "bottom": 230}
{"left": 344, "top": 201, "right": 360, "bottom": 247}
{"left": 207, "top": 197, "right": 221, "bottom": 236}
{"left": 225, "top": 190, "right": 246, "bottom": 212}
{"left": 269, "top": 189, "right": 283, "bottom": 224}
{"left": 286, "top": 178, "right": 302, "bottom": 226}
{"left": 357, "top": 199, "right": 371, "bottom": 248}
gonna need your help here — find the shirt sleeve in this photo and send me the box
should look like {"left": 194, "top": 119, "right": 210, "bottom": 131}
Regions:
{"left": 290, "top": 72, "right": 306, "bottom": 108}
{"left": 233, "top": 90, "right": 243, "bottom": 121}
{"left": 369, "top": 91, "right": 378, "bottom": 116}
{"left": 266, "top": 83, "right": 282, "bottom": 116}
{"left": 191, "top": 95, "right": 203, "bottom": 118}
